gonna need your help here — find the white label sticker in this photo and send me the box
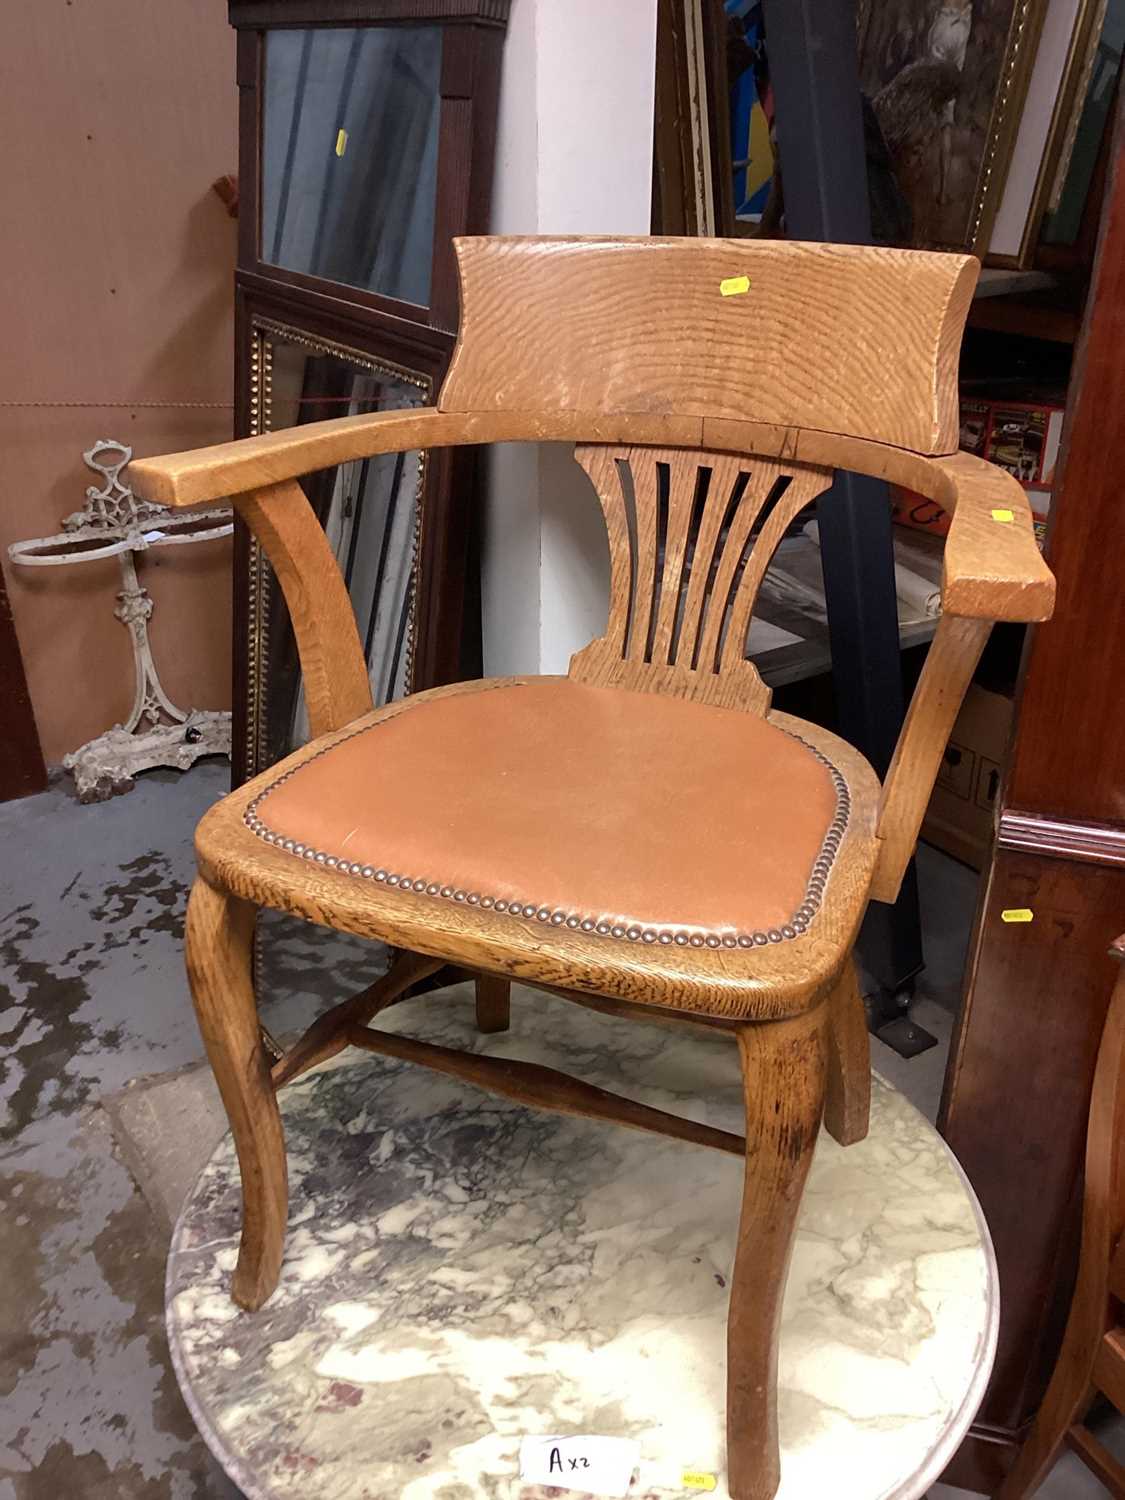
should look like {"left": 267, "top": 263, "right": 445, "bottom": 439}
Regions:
{"left": 518, "top": 1436, "right": 639, "bottom": 1497}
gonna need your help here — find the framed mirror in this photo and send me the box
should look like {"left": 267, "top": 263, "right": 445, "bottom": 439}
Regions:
{"left": 260, "top": 26, "right": 442, "bottom": 305}
{"left": 241, "top": 318, "right": 434, "bottom": 778}
{"left": 227, "top": 2, "right": 509, "bottom": 786}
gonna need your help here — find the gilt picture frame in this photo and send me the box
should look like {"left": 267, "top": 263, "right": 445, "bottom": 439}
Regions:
{"left": 988, "top": 0, "right": 1103, "bottom": 265}
{"left": 857, "top": 0, "right": 1049, "bottom": 254}
{"left": 239, "top": 315, "right": 434, "bottom": 781}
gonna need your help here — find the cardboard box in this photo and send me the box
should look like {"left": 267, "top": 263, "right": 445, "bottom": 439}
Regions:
{"left": 921, "top": 685, "right": 1014, "bottom": 870}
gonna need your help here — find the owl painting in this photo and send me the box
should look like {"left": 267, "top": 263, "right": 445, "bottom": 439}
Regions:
{"left": 856, "top": 0, "right": 1037, "bottom": 251}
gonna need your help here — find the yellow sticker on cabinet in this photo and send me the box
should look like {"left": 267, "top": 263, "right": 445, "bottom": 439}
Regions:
{"left": 682, "top": 1473, "right": 717, "bottom": 1491}
{"left": 719, "top": 274, "right": 750, "bottom": 297}
{"left": 991, "top": 508, "right": 1014, "bottom": 523}
{"left": 335, "top": 128, "right": 349, "bottom": 157}
{"left": 1001, "top": 908, "right": 1034, "bottom": 923}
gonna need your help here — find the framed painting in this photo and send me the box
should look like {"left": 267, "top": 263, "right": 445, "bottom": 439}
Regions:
{"left": 857, "top": 0, "right": 1049, "bottom": 253}
{"left": 989, "top": 0, "right": 1106, "bottom": 264}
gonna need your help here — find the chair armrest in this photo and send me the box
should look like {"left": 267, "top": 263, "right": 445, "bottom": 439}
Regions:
{"left": 129, "top": 408, "right": 474, "bottom": 508}
{"left": 933, "top": 450, "right": 1055, "bottom": 622}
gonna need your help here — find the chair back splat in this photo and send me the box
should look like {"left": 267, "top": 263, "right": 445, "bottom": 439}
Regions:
{"left": 570, "top": 445, "right": 830, "bottom": 713}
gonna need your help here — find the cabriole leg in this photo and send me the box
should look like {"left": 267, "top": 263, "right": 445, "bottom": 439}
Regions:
{"left": 727, "top": 1008, "right": 827, "bottom": 1499}
{"left": 185, "top": 877, "right": 287, "bottom": 1310}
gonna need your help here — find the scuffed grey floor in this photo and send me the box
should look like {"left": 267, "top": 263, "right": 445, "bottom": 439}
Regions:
{"left": 1, "top": 763, "right": 1117, "bottom": 1497}
{"left": 0, "top": 763, "right": 380, "bottom": 1499}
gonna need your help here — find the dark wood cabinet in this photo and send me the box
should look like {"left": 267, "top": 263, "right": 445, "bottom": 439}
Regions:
{"left": 940, "top": 95, "right": 1125, "bottom": 1493}
{"left": 228, "top": 0, "right": 508, "bottom": 783}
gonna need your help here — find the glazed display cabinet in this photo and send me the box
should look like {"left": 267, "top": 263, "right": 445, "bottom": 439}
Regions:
{"left": 228, "top": 0, "right": 509, "bottom": 782}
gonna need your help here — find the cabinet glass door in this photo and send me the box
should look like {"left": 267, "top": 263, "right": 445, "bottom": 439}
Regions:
{"left": 243, "top": 320, "right": 431, "bottom": 776}
{"left": 261, "top": 26, "right": 442, "bottom": 306}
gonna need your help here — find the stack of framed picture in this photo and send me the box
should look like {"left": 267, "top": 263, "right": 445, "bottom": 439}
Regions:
{"left": 654, "top": 0, "right": 1122, "bottom": 268}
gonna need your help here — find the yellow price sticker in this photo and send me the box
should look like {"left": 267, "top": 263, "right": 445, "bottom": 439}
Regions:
{"left": 991, "top": 508, "right": 1014, "bottom": 523}
{"left": 682, "top": 1472, "right": 717, "bottom": 1491}
{"left": 1001, "top": 908, "right": 1034, "bottom": 923}
{"left": 719, "top": 274, "right": 750, "bottom": 297}
{"left": 335, "top": 128, "right": 349, "bottom": 157}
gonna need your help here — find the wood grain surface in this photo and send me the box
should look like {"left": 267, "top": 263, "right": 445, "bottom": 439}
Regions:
{"left": 728, "top": 1007, "right": 827, "bottom": 1498}
{"left": 341, "top": 1021, "right": 749, "bottom": 1156}
{"left": 237, "top": 480, "right": 374, "bottom": 738}
{"left": 130, "top": 412, "right": 1051, "bottom": 623}
{"left": 442, "top": 236, "right": 978, "bottom": 452}
{"left": 185, "top": 878, "right": 286, "bottom": 1310}
{"left": 997, "top": 941, "right": 1125, "bottom": 1497}
{"left": 570, "top": 444, "right": 832, "bottom": 712}
{"left": 870, "top": 614, "right": 993, "bottom": 902}
{"left": 941, "top": 855, "right": 1125, "bottom": 1433}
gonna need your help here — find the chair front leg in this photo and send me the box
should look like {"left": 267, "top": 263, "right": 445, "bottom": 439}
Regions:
{"left": 185, "top": 877, "right": 288, "bottom": 1310}
{"left": 728, "top": 1007, "right": 827, "bottom": 1500}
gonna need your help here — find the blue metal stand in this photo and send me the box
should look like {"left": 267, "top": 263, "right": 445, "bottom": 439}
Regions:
{"left": 761, "top": 0, "right": 929, "bottom": 1045}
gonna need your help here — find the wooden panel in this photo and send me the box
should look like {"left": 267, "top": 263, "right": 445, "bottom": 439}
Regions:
{"left": 1007, "top": 102, "right": 1125, "bottom": 823}
{"left": 940, "top": 850, "right": 1125, "bottom": 1432}
{"left": 0, "top": 567, "right": 46, "bottom": 801}
{"left": 440, "top": 236, "right": 979, "bottom": 453}
{"left": 941, "top": 101, "right": 1125, "bottom": 1479}
{"left": 940, "top": 1420, "right": 1019, "bottom": 1493}
{"left": 1094, "top": 1329, "right": 1125, "bottom": 1415}
{"left": 0, "top": 4, "right": 236, "bottom": 764}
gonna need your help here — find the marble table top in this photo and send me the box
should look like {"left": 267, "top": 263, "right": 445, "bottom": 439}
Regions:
{"left": 167, "top": 983, "right": 997, "bottom": 1500}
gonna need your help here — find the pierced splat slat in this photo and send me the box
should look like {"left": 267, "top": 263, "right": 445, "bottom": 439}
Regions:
{"left": 571, "top": 444, "right": 833, "bottom": 713}
{"left": 648, "top": 451, "right": 708, "bottom": 666}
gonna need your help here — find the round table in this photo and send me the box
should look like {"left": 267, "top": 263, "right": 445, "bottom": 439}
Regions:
{"left": 167, "top": 984, "right": 997, "bottom": 1500}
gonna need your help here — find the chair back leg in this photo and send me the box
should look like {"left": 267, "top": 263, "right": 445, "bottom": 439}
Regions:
{"left": 824, "top": 958, "right": 871, "bottom": 1146}
{"left": 475, "top": 974, "right": 511, "bottom": 1034}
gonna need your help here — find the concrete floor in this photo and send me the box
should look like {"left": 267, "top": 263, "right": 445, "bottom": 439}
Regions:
{"left": 0, "top": 762, "right": 376, "bottom": 1499}
{"left": 0, "top": 761, "right": 1114, "bottom": 1497}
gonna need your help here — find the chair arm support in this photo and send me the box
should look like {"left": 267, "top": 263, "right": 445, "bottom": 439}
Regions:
{"left": 237, "top": 482, "right": 373, "bottom": 739}
{"left": 867, "top": 456, "right": 1055, "bottom": 900}
{"left": 869, "top": 613, "right": 993, "bottom": 903}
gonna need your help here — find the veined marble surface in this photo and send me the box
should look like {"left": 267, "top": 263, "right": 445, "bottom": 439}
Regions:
{"left": 167, "top": 983, "right": 997, "bottom": 1500}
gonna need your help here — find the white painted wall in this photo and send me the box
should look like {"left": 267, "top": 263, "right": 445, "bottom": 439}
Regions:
{"left": 480, "top": 0, "right": 658, "bottom": 676}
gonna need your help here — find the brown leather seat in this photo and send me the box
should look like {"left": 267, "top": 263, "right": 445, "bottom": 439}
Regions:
{"left": 202, "top": 678, "right": 880, "bottom": 1015}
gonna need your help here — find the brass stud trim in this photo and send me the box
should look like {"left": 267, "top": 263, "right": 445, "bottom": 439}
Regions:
{"left": 242, "top": 717, "right": 851, "bottom": 949}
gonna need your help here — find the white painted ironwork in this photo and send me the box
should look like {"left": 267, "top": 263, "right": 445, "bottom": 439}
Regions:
{"left": 7, "top": 441, "right": 234, "bottom": 801}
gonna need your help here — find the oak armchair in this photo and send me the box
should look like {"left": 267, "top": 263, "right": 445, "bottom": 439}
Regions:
{"left": 133, "top": 236, "right": 1055, "bottom": 1500}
